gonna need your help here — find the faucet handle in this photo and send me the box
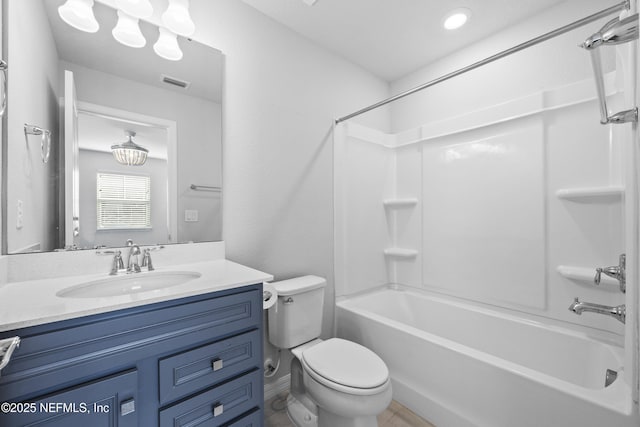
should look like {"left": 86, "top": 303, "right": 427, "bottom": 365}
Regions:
{"left": 594, "top": 268, "right": 603, "bottom": 285}
{"left": 109, "top": 250, "right": 124, "bottom": 275}
{"left": 594, "top": 254, "right": 626, "bottom": 293}
{"left": 141, "top": 249, "right": 154, "bottom": 271}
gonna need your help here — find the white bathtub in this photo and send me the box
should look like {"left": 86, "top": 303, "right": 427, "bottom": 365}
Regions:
{"left": 336, "top": 285, "right": 639, "bottom": 427}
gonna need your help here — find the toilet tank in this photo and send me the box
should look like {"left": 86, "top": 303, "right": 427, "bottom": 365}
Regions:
{"left": 268, "top": 276, "right": 327, "bottom": 349}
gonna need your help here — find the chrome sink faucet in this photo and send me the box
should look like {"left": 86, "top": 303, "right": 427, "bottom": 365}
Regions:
{"left": 126, "top": 239, "right": 141, "bottom": 273}
{"left": 569, "top": 298, "right": 625, "bottom": 324}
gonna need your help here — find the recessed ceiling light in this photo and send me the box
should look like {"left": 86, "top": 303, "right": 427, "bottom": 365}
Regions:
{"left": 443, "top": 8, "right": 471, "bottom": 30}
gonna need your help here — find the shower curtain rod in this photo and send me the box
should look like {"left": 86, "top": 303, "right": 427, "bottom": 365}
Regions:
{"left": 335, "top": 0, "right": 630, "bottom": 124}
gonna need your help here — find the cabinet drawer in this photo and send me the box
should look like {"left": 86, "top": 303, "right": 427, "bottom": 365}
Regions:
{"left": 0, "top": 370, "right": 138, "bottom": 427}
{"left": 159, "top": 329, "right": 261, "bottom": 404}
{"left": 159, "top": 369, "right": 261, "bottom": 427}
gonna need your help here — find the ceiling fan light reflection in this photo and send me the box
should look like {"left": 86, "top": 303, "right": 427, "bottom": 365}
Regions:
{"left": 161, "top": 0, "right": 195, "bottom": 37}
{"left": 153, "top": 27, "right": 183, "bottom": 61}
{"left": 112, "top": 10, "right": 146, "bottom": 48}
{"left": 58, "top": 0, "right": 99, "bottom": 33}
{"left": 115, "top": 0, "right": 153, "bottom": 19}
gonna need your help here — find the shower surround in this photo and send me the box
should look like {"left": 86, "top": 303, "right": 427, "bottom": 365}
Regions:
{"left": 333, "top": 21, "right": 639, "bottom": 423}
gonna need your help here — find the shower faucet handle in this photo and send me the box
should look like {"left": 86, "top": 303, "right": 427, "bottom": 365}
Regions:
{"left": 594, "top": 254, "right": 625, "bottom": 293}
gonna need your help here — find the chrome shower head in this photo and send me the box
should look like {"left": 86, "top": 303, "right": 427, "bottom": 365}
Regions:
{"left": 582, "top": 13, "right": 638, "bottom": 50}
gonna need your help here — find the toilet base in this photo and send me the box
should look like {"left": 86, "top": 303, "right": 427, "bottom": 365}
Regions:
{"left": 287, "top": 394, "right": 318, "bottom": 427}
{"left": 286, "top": 394, "right": 379, "bottom": 427}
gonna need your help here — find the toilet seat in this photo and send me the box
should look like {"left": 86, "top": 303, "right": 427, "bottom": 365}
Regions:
{"left": 301, "top": 338, "right": 390, "bottom": 396}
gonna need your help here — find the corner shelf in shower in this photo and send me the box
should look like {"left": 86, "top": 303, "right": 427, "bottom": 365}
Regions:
{"left": 383, "top": 198, "right": 419, "bottom": 208}
{"left": 555, "top": 186, "right": 624, "bottom": 203}
{"left": 556, "top": 265, "right": 619, "bottom": 286}
{"left": 384, "top": 248, "right": 418, "bottom": 259}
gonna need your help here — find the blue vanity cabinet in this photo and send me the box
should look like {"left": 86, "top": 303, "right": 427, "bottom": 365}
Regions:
{"left": 0, "top": 284, "right": 264, "bottom": 426}
{"left": 0, "top": 370, "right": 138, "bottom": 426}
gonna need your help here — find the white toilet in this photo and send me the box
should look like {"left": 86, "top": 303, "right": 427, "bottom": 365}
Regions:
{"left": 267, "top": 276, "right": 392, "bottom": 427}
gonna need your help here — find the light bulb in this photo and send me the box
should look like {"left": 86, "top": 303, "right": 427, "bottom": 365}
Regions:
{"left": 115, "top": 0, "right": 153, "bottom": 19}
{"left": 153, "top": 27, "right": 183, "bottom": 61}
{"left": 161, "top": 0, "right": 195, "bottom": 37}
{"left": 58, "top": 0, "right": 99, "bottom": 33}
{"left": 112, "top": 10, "right": 146, "bottom": 48}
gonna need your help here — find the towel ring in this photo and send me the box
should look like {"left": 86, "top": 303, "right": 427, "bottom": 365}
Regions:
{"left": 24, "top": 124, "right": 52, "bottom": 164}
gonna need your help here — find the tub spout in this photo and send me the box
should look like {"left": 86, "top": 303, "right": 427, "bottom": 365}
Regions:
{"left": 569, "top": 298, "right": 625, "bottom": 324}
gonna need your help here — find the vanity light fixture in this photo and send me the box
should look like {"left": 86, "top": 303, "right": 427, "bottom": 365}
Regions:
{"left": 161, "top": 0, "right": 195, "bottom": 37}
{"left": 57, "top": 0, "right": 193, "bottom": 62}
{"left": 111, "top": 131, "right": 148, "bottom": 166}
{"left": 443, "top": 8, "right": 471, "bottom": 30}
{"left": 153, "top": 27, "right": 183, "bottom": 61}
{"left": 112, "top": 10, "right": 146, "bottom": 48}
{"left": 115, "top": 0, "right": 153, "bottom": 19}
{"left": 58, "top": 0, "right": 99, "bottom": 33}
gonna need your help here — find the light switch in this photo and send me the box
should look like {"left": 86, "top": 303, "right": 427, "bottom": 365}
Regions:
{"left": 16, "top": 200, "right": 23, "bottom": 229}
{"left": 185, "top": 210, "right": 199, "bottom": 222}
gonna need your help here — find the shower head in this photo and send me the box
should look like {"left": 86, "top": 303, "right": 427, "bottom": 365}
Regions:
{"left": 582, "top": 13, "right": 638, "bottom": 49}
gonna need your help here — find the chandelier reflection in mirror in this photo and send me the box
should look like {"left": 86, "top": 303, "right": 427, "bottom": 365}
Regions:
{"left": 111, "top": 130, "right": 149, "bottom": 166}
{"left": 57, "top": 0, "right": 194, "bottom": 61}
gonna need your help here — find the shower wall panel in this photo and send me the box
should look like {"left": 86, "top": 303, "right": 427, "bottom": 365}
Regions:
{"left": 336, "top": 75, "right": 625, "bottom": 336}
{"left": 334, "top": 123, "right": 395, "bottom": 297}
{"left": 421, "top": 120, "right": 546, "bottom": 310}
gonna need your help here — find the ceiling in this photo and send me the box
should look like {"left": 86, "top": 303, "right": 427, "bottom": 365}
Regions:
{"left": 242, "top": 0, "right": 569, "bottom": 81}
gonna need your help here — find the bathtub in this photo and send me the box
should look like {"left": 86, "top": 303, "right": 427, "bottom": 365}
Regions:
{"left": 336, "top": 285, "right": 639, "bottom": 427}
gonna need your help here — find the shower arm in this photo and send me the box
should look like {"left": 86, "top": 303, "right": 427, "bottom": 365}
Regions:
{"left": 582, "top": 13, "right": 639, "bottom": 125}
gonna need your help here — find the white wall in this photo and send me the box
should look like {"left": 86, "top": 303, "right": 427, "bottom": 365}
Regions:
{"left": 183, "top": 0, "right": 390, "bottom": 386}
{"left": 6, "top": 0, "right": 60, "bottom": 253}
{"left": 60, "top": 61, "right": 222, "bottom": 244}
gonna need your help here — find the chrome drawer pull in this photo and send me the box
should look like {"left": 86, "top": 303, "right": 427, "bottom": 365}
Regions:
{"left": 120, "top": 399, "right": 135, "bottom": 416}
{"left": 213, "top": 403, "right": 224, "bottom": 417}
{"left": 212, "top": 358, "right": 224, "bottom": 371}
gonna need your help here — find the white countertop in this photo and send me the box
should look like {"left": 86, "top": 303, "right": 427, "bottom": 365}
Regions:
{"left": 0, "top": 259, "right": 273, "bottom": 332}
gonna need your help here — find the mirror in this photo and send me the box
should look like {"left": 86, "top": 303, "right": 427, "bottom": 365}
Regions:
{"left": 3, "top": 0, "right": 223, "bottom": 254}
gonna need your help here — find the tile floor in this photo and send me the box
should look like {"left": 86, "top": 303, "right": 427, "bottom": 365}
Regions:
{"left": 264, "top": 394, "right": 436, "bottom": 427}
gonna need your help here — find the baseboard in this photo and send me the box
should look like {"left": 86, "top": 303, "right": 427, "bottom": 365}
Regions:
{"left": 264, "top": 374, "right": 290, "bottom": 401}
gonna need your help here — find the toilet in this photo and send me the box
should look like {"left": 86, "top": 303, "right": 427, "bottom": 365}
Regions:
{"left": 267, "top": 276, "right": 392, "bottom": 427}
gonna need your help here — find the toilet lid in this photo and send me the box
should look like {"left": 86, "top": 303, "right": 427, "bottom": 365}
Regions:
{"left": 301, "top": 338, "right": 389, "bottom": 389}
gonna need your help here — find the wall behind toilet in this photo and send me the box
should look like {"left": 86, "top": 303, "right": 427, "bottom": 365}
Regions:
{"left": 187, "top": 0, "right": 391, "bottom": 387}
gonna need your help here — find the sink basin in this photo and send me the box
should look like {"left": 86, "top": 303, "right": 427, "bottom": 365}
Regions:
{"left": 57, "top": 271, "right": 202, "bottom": 298}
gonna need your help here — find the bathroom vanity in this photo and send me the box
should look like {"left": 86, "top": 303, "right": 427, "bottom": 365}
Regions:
{"left": 0, "top": 255, "right": 271, "bottom": 427}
